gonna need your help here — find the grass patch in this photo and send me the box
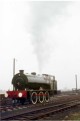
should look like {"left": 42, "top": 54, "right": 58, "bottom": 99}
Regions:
{"left": 64, "top": 112, "right": 80, "bottom": 120}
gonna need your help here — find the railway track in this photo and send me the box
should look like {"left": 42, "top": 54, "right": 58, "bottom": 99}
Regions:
{"left": 1, "top": 93, "right": 80, "bottom": 120}
{"left": 1, "top": 100, "right": 80, "bottom": 120}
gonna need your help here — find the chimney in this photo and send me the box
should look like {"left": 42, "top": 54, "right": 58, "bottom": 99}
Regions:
{"left": 19, "top": 70, "right": 24, "bottom": 74}
{"left": 31, "top": 72, "right": 36, "bottom": 75}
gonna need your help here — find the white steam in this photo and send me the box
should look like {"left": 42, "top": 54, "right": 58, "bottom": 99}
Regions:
{"left": 30, "top": 1, "right": 70, "bottom": 72}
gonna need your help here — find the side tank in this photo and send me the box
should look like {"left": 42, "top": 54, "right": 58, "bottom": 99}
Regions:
{"left": 12, "top": 70, "right": 51, "bottom": 90}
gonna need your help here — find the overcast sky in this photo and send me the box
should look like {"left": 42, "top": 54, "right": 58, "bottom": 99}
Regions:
{"left": 1, "top": 0, "right": 80, "bottom": 91}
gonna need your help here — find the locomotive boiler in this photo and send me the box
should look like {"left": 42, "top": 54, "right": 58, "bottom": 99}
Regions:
{"left": 6, "top": 70, "right": 57, "bottom": 104}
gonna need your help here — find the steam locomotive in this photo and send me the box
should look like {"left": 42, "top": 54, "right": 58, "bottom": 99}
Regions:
{"left": 5, "top": 70, "right": 57, "bottom": 104}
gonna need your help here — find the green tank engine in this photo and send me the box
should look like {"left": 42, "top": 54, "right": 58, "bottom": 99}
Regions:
{"left": 6, "top": 70, "right": 57, "bottom": 104}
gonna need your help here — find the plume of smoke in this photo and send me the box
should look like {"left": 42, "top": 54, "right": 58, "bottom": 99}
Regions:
{"left": 30, "top": 1, "right": 71, "bottom": 72}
